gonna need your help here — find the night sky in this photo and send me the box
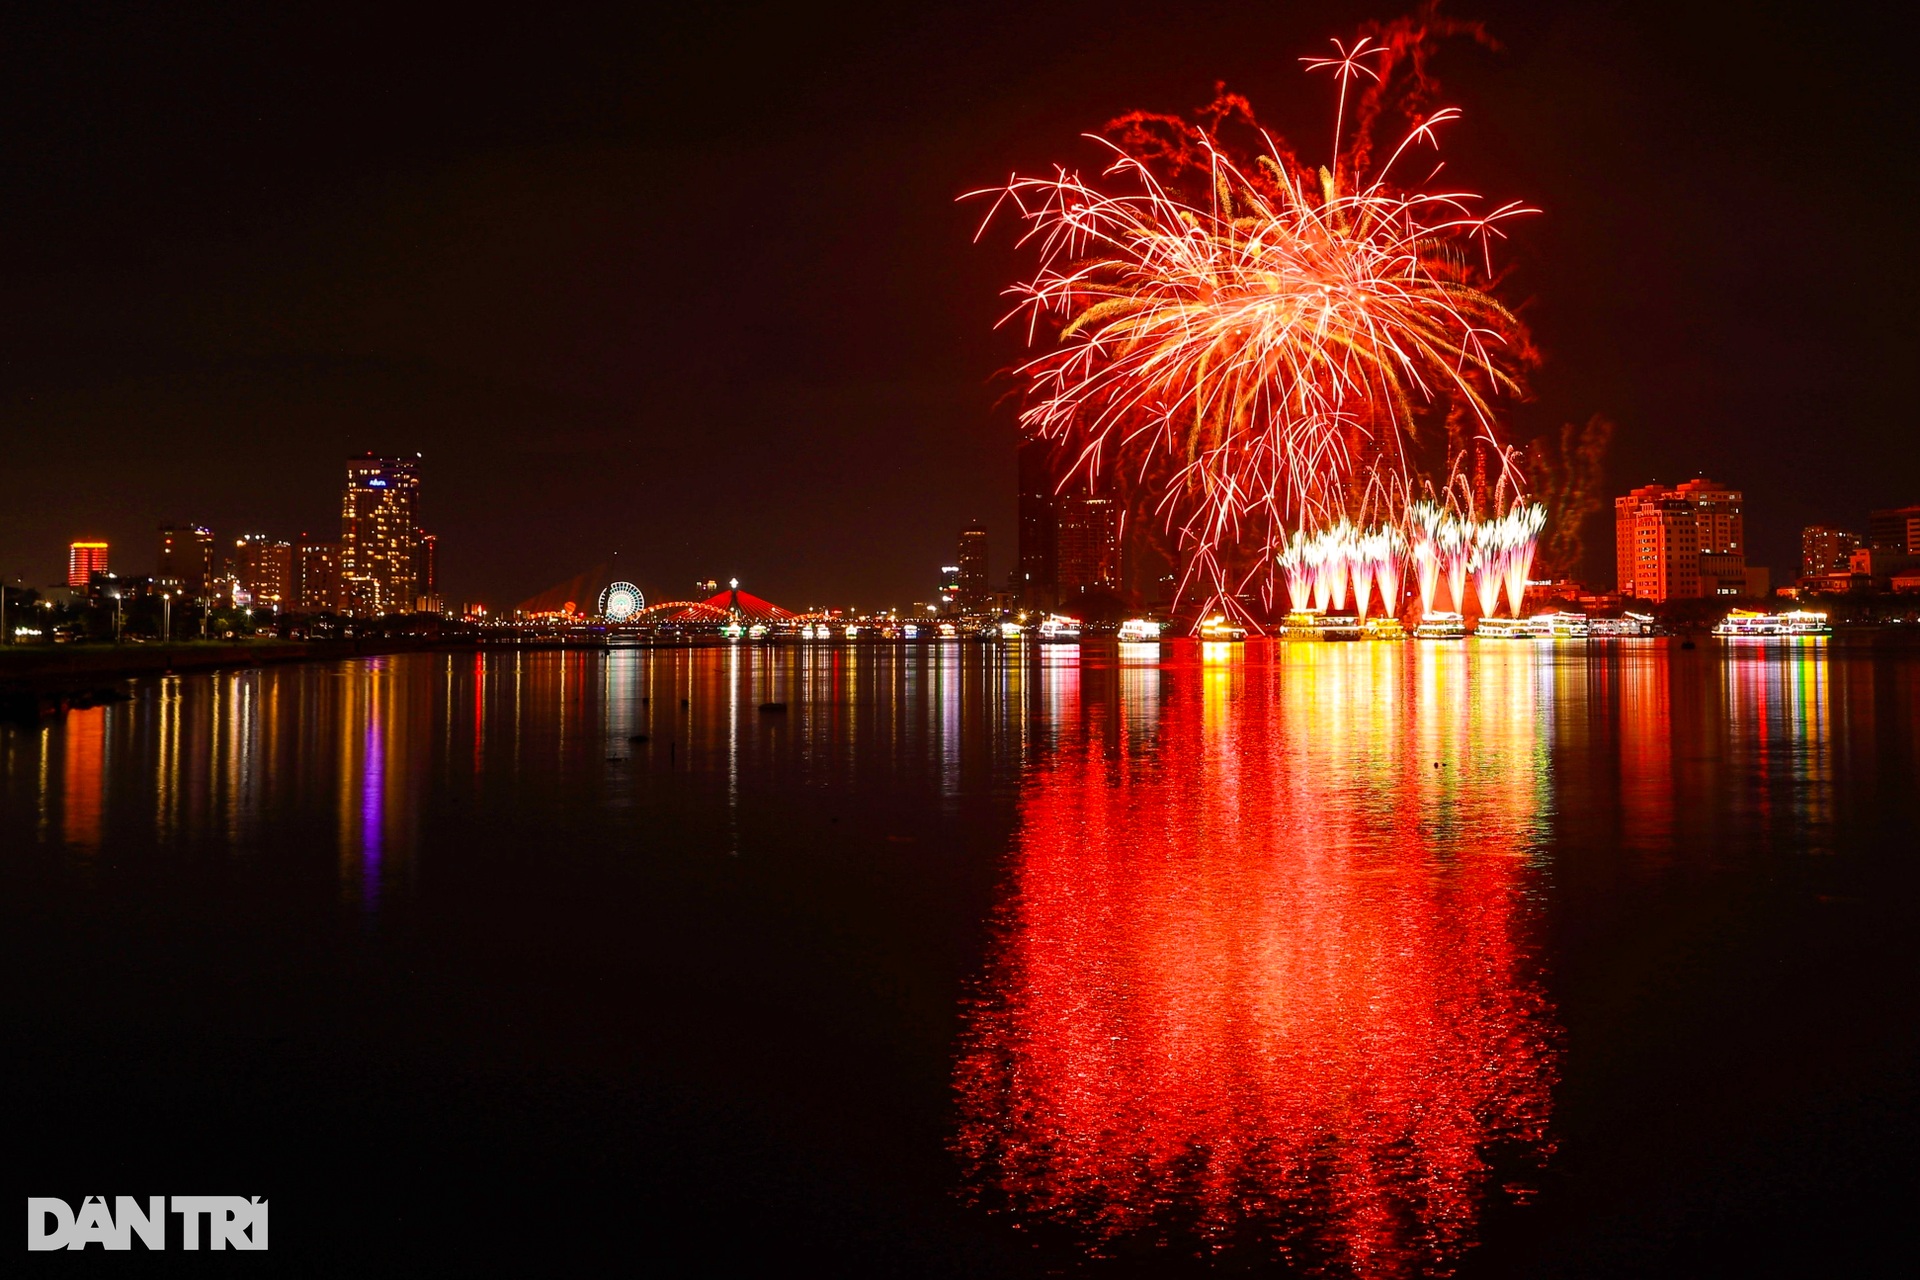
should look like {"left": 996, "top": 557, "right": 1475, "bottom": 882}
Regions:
{"left": 3, "top": 1, "right": 1914, "bottom": 609}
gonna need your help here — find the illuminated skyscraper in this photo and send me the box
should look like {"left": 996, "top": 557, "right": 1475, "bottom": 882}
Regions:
{"left": 295, "top": 535, "right": 340, "bottom": 612}
{"left": 339, "top": 455, "right": 420, "bottom": 616}
{"left": 1868, "top": 504, "right": 1920, "bottom": 553}
{"left": 1673, "top": 477, "right": 1746, "bottom": 593}
{"left": 1801, "top": 525, "right": 1864, "bottom": 578}
{"left": 1016, "top": 439, "right": 1059, "bottom": 608}
{"left": 156, "top": 523, "right": 215, "bottom": 598}
{"left": 1018, "top": 439, "right": 1123, "bottom": 609}
{"left": 1615, "top": 477, "right": 1748, "bottom": 601}
{"left": 1676, "top": 477, "right": 1745, "bottom": 556}
{"left": 1615, "top": 486, "right": 1700, "bottom": 602}
{"left": 936, "top": 564, "right": 962, "bottom": 609}
{"left": 957, "top": 524, "right": 989, "bottom": 609}
{"left": 67, "top": 541, "right": 109, "bottom": 589}
{"left": 236, "top": 535, "right": 294, "bottom": 608}
{"left": 414, "top": 531, "right": 440, "bottom": 612}
{"left": 1056, "top": 487, "right": 1122, "bottom": 602}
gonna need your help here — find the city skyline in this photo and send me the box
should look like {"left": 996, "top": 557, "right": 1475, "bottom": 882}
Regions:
{"left": 8, "top": 8, "right": 1920, "bottom": 1273}
{"left": 4, "top": 2, "right": 1918, "bottom": 607}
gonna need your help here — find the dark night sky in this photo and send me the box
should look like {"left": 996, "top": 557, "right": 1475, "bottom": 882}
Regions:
{"left": 3, "top": 1, "right": 1916, "bottom": 608}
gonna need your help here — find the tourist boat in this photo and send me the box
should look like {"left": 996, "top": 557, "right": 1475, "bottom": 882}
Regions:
{"left": 1474, "top": 616, "right": 1535, "bottom": 639}
{"left": 1413, "top": 611, "right": 1467, "bottom": 640}
{"left": 1528, "top": 610, "right": 1592, "bottom": 639}
{"left": 1473, "top": 613, "right": 1591, "bottom": 640}
{"left": 843, "top": 624, "right": 861, "bottom": 639}
{"left": 1318, "top": 616, "right": 1363, "bottom": 640}
{"left": 747, "top": 623, "right": 768, "bottom": 640}
{"left": 1713, "top": 609, "right": 1832, "bottom": 638}
{"left": 937, "top": 622, "right": 958, "bottom": 639}
{"left": 1279, "top": 610, "right": 1325, "bottom": 637}
{"left": 999, "top": 620, "right": 1024, "bottom": 639}
{"left": 1117, "top": 618, "right": 1163, "bottom": 642}
{"left": 1363, "top": 616, "right": 1407, "bottom": 640}
{"left": 902, "top": 623, "right": 920, "bottom": 640}
{"left": 1588, "top": 611, "right": 1657, "bottom": 638}
{"left": 1036, "top": 614, "right": 1082, "bottom": 642}
{"left": 721, "top": 621, "right": 745, "bottom": 642}
{"left": 1198, "top": 615, "right": 1248, "bottom": 641}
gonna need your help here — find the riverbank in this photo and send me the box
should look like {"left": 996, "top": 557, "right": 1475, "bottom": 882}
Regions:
{"left": 0, "top": 638, "right": 475, "bottom": 720}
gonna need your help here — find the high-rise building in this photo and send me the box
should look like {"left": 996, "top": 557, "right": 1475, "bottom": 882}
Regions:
{"left": 339, "top": 455, "right": 420, "bottom": 616}
{"left": 1672, "top": 476, "right": 1747, "bottom": 595}
{"left": 1848, "top": 545, "right": 1920, "bottom": 588}
{"left": 1802, "top": 525, "right": 1864, "bottom": 577}
{"left": 295, "top": 536, "right": 340, "bottom": 612}
{"left": 1868, "top": 504, "right": 1920, "bottom": 553}
{"left": 1615, "top": 485, "right": 1702, "bottom": 602}
{"left": 156, "top": 524, "right": 215, "bottom": 598}
{"left": 1016, "top": 439, "right": 1059, "bottom": 608}
{"left": 1615, "top": 477, "right": 1748, "bottom": 601}
{"left": 414, "top": 531, "right": 440, "bottom": 612}
{"left": 235, "top": 535, "right": 294, "bottom": 609}
{"left": 956, "top": 524, "right": 989, "bottom": 609}
{"left": 67, "top": 541, "right": 109, "bottom": 589}
{"left": 1674, "top": 477, "right": 1744, "bottom": 555}
{"left": 1056, "top": 488, "right": 1123, "bottom": 601}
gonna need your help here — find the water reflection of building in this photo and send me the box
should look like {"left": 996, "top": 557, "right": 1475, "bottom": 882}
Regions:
{"left": 955, "top": 644, "right": 1561, "bottom": 1273}
{"left": 1723, "top": 643, "right": 1833, "bottom": 849}
{"left": 1617, "top": 649, "right": 1675, "bottom": 853}
{"left": 61, "top": 706, "right": 106, "bottom": 849}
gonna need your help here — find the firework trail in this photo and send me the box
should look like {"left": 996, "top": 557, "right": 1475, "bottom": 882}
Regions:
{"left": 975, "top": 20, "right": 1541, "bottom": 627}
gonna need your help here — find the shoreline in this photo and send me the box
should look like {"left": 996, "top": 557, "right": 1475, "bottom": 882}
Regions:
{"left": 0, "top": 638, "right": 477, "bottom": 719}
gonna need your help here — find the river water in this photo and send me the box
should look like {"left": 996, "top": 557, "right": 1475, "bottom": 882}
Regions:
{"left": 5, "top": 640, "right": 1917, "bottom": 1274}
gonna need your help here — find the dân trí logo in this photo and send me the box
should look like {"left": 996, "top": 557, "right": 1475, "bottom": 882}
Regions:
{"left": 27, "top": 1196, "right": 268, "bottom": 1251}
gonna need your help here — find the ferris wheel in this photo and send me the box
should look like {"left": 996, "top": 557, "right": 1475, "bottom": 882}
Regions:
{"left": 598, "top": 581, "right": 645, "bottom": 622}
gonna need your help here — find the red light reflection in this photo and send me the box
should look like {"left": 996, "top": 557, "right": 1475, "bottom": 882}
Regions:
{"left": 956, "top": 645, "right": 1559, "bottom": 1275}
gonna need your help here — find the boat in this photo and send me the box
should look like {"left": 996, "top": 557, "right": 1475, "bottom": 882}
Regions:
{"left": 1713, "top": 609, "right": 1832, "bottom": 638}
{"left": 1279, "top": 610, "right": 1325, "bottom": 638}
{"left": 1528, "top": 610, "right": 1592, "bottom": 639}
{"left": 1036, "top": 614, "right": 1082, "bottom": 642}
{"left": 1117, "top": 618, "right": 1163, "bottom": 642}
{"left": 1474, "top": 612, "right": 1592, "bottom": 640}
{"left": 999, "top": 620, "right": 1025, "bottom": 640}
{"left": 1589, "top": 611, "right": 1657, "bottom": 638}
{"left": 1198, "top": 615, "right": 1248, "bottom": 641}
{"left": 1363, "top": 616, "right": 1407, "bottom": 640}
{"left": 1414, "top": 611, "right": 1467, "bottom": 640}
{"left": 1474, "top": 616, "right": 1534, "bottom": 639}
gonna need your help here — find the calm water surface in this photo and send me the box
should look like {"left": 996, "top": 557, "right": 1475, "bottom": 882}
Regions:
{"left": 6, "top": 640, "right": 1918, "bottom": 1275}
